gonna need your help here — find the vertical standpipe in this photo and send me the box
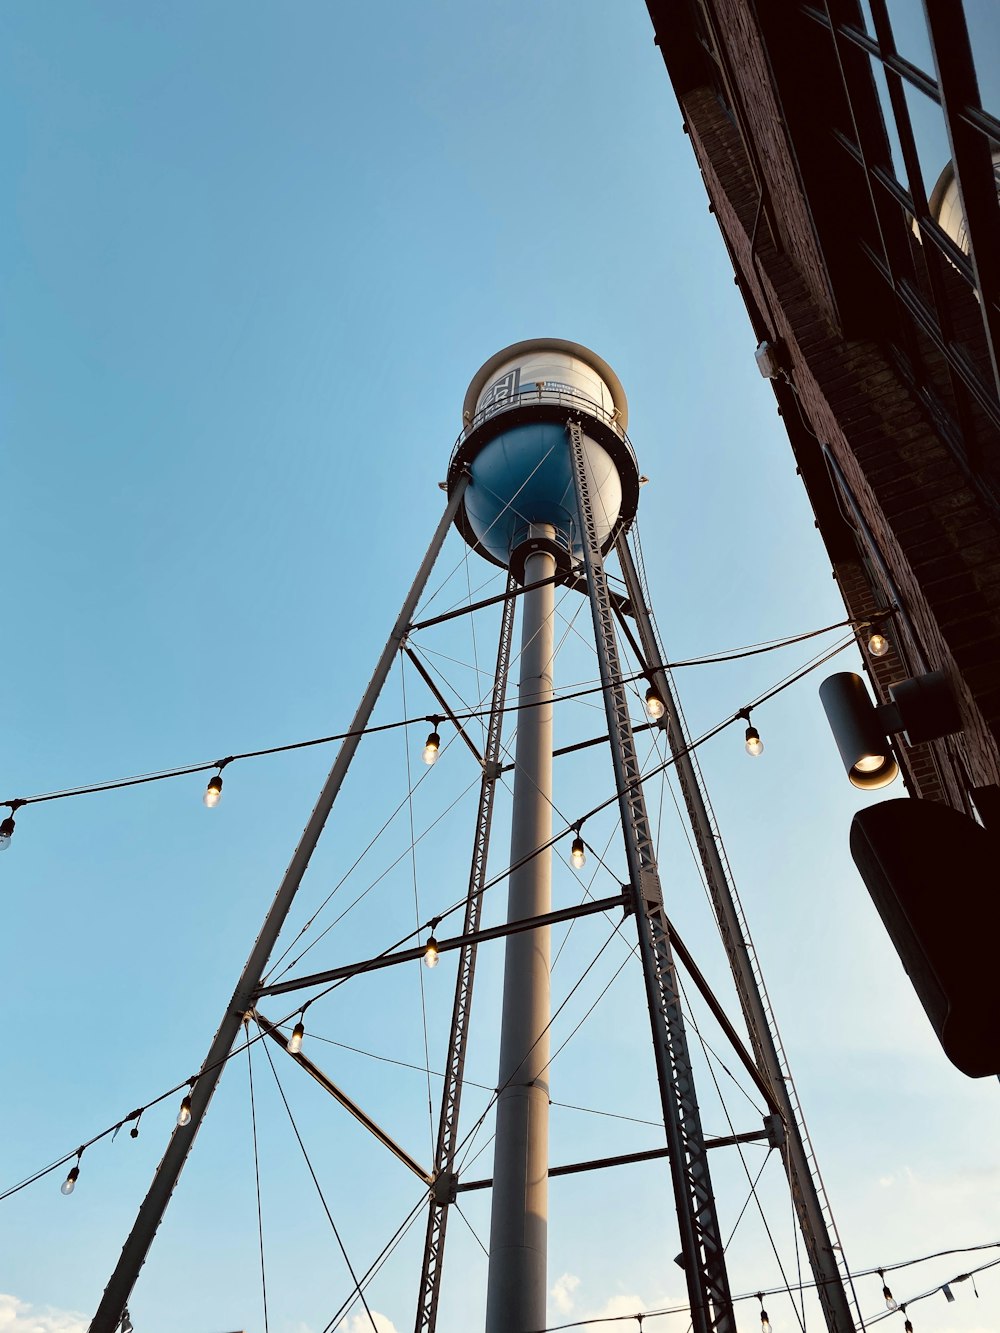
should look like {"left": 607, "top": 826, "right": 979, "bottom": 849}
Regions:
{"left": 485, "top": 544, "right": 555, "bottom": 1333}
{"left": 449, "top": 341, "right": 638, "bottom": 1332}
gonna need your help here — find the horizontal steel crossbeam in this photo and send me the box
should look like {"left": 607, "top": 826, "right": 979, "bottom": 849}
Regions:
{"left": 255, "top": 892, "right": 629, "bottom": 998}
{"left": 456, "top": 1129, "right": 773, "bottom": 1192}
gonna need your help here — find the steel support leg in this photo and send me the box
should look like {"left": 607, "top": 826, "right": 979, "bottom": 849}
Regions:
{"left": 485, "top": 546, "right": 557, "bottom": 1333}
{"left": 616, "top": 532, "right": 861, "bottom": 1333}
{"left": 414, "top": 577, "right": 517, "bottom": 1333}
{"left": 89, "top": 477, "right": 470, "bottom": 1333}
{"left": 567, "top": 421, "right": 735, "bottom": 1333}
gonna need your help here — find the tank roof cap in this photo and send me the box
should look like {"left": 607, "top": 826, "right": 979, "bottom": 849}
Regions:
{"left": 463, "top": 338, "right": 628, "bottom": 431}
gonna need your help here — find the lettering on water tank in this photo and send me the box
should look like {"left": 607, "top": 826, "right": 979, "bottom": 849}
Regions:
{"left": 480, "top": 367, "right": 521, "bottom": 413}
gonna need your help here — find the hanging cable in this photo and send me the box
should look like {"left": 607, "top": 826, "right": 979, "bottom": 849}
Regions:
{"left": 679, "top": 969, "right": 806, "bottom": 1333}
{"left": 266, "top": 771, "right": 481, "bottom": 986}
{"left": 257, "top": 1022, "right": 379, "bottom": 1333}
{"left": 454, "top": 1200, "right": 490, "bottom": 1259}
{"left": 319, "top": 1189, "right": 430, "bottom": 1333}
{"left": 454, "top": 923, "right": 624, "bottom": 1174}
{"left": 0, "top": 1026, "right": 285, "bottom": 1205}
{"left": 262, "top": 755, "right": 477, "bottom": 984}
{"left": 0, "top": 616, "right": 866, "bottom": 819}
{"left": 268, "top": 638, "right": 857, "bottom": 1020}
{"left": 273, "top": 588, "right": 585, "bottom": 988}
{"left": 413, "top": 443, "right": 559, "bottom": 621}
{"left": 245, "top": 1024, "right": 270, "bottom": 1333}
{"left": 0, "top": 639, "right": 863, "bottom": 1219}
{"left": 399, "top": 655, "right": 435, "bottom": 1156}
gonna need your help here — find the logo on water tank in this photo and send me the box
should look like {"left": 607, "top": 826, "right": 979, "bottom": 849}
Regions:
{"left": 480, "top": 367, "right": 521, "bottom": 412}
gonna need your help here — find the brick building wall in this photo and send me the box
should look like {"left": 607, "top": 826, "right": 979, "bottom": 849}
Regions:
{"left": 647, "top": 1, "right": 1000, "bottom": 820}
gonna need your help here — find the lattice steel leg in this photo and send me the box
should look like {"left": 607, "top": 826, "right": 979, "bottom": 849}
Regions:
{"left": 90, "top": 480, "right": 471, "bottom": 1333}
{"left": 616, "top": 532, "right": 861, "bottom": 1333}
{"left": 567, "top": 421, "right": 735, "bottom": 1333}
{"left": 414, "top": 578, "right": 517, "bottom": 1333}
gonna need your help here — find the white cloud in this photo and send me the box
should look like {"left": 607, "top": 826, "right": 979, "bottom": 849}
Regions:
{"left": 0, "top": 1295, "right": 88, "bottom": 1333}
{"left": 337, "top": 1313, "right": 399, "bottom": 1333}
{"left": 577, "top": 1292, "right": 652, "bottom": 1329}
{"left": 574, "top": 1289, "right": 686, "bottom": 1331}
{"left": 551, "top": 1272, "right": 581, "bottom": 1314}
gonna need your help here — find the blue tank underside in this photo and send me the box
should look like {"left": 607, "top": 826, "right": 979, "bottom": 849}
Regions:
{"left": 464, "top": 423, "right": 587, "bottom": 565}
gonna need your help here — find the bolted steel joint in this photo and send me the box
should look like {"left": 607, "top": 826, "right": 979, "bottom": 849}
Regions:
{"left": 431, "top": 1172, "right": 458, "bottom": 1205}
{"left": 763, "top": 1113, "right": 786, "bottom": 1150}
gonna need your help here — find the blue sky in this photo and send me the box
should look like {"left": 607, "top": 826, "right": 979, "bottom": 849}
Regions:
{"left": 2, "top": 5, "right": 997, "bottom": 1333}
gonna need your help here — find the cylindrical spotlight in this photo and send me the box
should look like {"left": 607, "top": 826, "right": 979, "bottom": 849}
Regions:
{"left": 819, "top": 673, "right": 898, "bottom": 790}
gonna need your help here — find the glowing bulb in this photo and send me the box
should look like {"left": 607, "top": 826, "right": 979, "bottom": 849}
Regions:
{"left": 61, "top": 1165, "right": 79, "bottom": 1196}
{"left": 745, "top": 725, "right": 764, "bottom": 757}
{"left": 287, "top": 1020, "right": 304, "bottom": 1054}
{"left": 760, "top": 1313, "right": 771, "bottom": 1333}
{"left": 203, "top": 773, "right": 223, "bottom": 808}
{"left": 177, "top": 1095, "right": 192, "bottom": 1127}
{"left": 570, "top": 835, "right": 586, "bottom": 869}
{"left": 423, "top": 730, "right": 441, "bottom": 765}
{"left": 855, "top": 753, "right": 886, "bottom": 773}
{"left": 867, "top": 631, "right": 890, "bottom": 658}
{"left": 424, "top": 936, "right": 440, "bottom": 968}
{"left": 644, "top": 686, "right": 665, "bottom": 720}
{"left": 882, "top": 1284, "right": 896, "bottom": 1311}
{"left": 0, "top": 815, "right": 15, "bottom": 850}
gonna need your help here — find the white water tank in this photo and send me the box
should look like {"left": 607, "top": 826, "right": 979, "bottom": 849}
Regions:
{"left": 448, "top": 339, "right": 639, "bottom": 579}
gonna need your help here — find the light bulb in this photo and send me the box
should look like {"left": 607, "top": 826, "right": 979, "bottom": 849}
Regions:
{"left": 0, "top": 815, "right": 15, "bottom": 850}
{"left": 61, "top": 1165, "right": 79, "bottom": 1196}
{"left": 760, "top": 1313, "right": 771, "bottom": 1333}
{"left": 287, "top": 1020, "right": 305, "bottom": 1054}
{"left": 121, "top": 1313, "right": 134, "bottom": 1333}
{"left": 745, "top": 725, "right": 764, "bottom": 757}
{"left": 424, "top": 936, "right": 440, "bottom": 968}
{"left": 177, "top": 1094, "right": 192, "bottom": 1127}
{"left": 423, "top": 731, "right": 441, "bottom": 765}
{"left": 203, "top": 773, "right": 223, "bottom": 808}
{"left": 644, "top": 686, "right": 665, "bottom": 720}
{"left": 868, "top": 631, "right": 890, "bottom": 658}
{"left": 855, "top": 753, "right": 886, "bottom": 773}
{"left": 903, "top": 1321, "right": 912, "bottom": 1333}
{"left": 570, "top": 835, "right": 586, "bottom": 869}
{"left": 882, "top": 1284, "right": 896, "bottom": 1311}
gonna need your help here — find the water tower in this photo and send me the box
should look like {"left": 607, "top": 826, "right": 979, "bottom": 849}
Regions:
{"left": 449, "top": 340, "right": 641, "bottom": 1332}
{"left": 90, "top": 341, "right": 862, "bottom": 1333}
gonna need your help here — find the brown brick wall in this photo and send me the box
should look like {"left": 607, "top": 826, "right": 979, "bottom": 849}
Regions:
{"left": 702, "top": 0, "right": 838, "bottom": 320}
{"left": 680, "top": 83, "right": 1000, "bottom": 808}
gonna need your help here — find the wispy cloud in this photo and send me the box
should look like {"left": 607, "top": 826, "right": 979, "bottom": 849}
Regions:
{"left": 0, "top": 1294, "right": 88, "bottom": 1333}
{"left": 569, "top": 1288, "right": 687, "bottom": 1331}
{"left": 551, "top": 1272, "right": 581, "bottom": 1314}
{"left": 337, "top": 1313, "right": 399, "bottom": 1333}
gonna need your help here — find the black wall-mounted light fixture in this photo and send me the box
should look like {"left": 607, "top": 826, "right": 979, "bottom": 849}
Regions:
{"left": 818, "top": 669, "right": 962, "bottom": 790}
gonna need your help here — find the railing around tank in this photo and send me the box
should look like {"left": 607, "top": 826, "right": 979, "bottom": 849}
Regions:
{"left": 448, "top": 384, "right": 636, "bottom": 473}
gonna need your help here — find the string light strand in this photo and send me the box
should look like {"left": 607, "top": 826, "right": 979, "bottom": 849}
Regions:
{"left": 1, "top": 615, "right": 869, "bottom": 817}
